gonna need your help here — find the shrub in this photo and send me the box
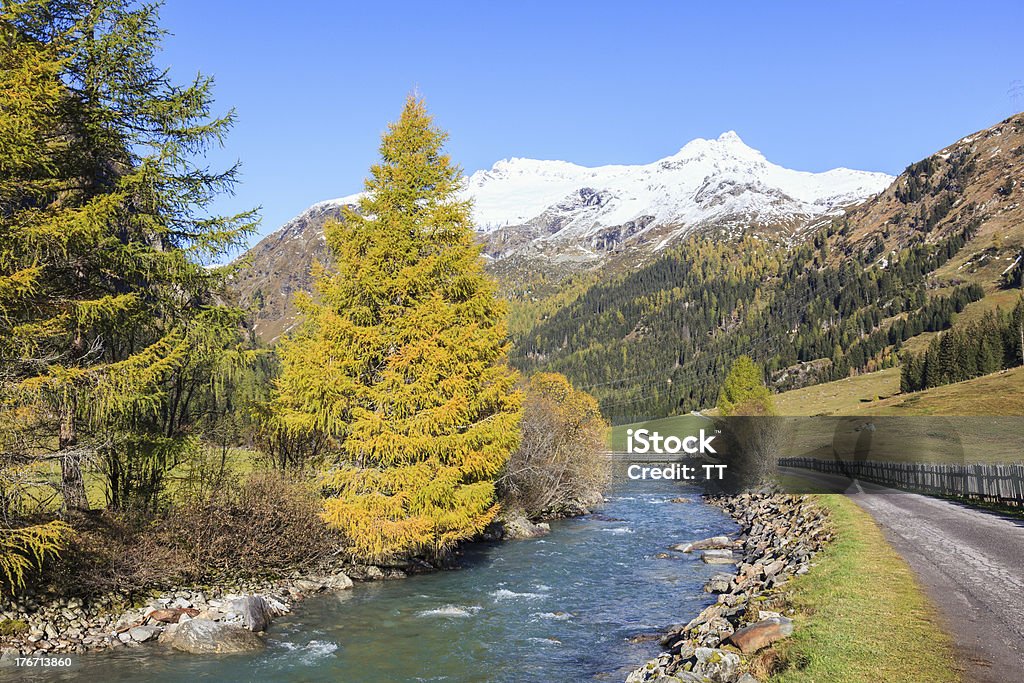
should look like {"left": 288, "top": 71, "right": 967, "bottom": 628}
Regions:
{"left": 499, "top": 373, "right": 610, "bottom": 519}
{"left": 161, "top": 470, "right": 340, "bottom": 581}
{"left": 50, "top": 470, "right": 341, "bottom": 598}
{"left": 47, "top": 512, "right": 178, "bottom": 598}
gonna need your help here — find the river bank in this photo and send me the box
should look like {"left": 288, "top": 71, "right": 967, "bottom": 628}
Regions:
{"left": 0, "top": 491, "right": 605, "bottom": 662}
{"left": 2, "top": 474, "right": 736, "bottom": 681}
{"left": 0, "top": 563, "right": 406, "bottom": 660}
{"left": 626, "top": 492, "right": 831, "bottom": 683}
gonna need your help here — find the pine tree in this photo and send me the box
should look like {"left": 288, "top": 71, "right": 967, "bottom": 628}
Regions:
{"left": 899, "top": 351, "right": 922, "bottom": 392}
{"left": 0, "top": 1, "right": 257, "bottom": 511}
{"left": 923, "top": 336, "right": 942, "bottom": 389}
{"left": 271, "top": 96, "right": 522, "bottom": 562}
{"left": 717, "top": 355, "right": 775, "bottom": 416}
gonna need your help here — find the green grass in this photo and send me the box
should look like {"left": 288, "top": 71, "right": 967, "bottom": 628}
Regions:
{"left": 769, "top": 367, "right": 1024, "bottom": 463}
{"left": 841, "top": 366, "right": 1024, "bottom": 417}
{"left": 615, "top": 367, "right": 1024, "bottom": 463}
{"left": 773, "top": 368, "right": 902, "bottom": 416}
{"left": 16, "top": 445, "right": 263, "bottom": 513}
{"left": 773, "top": 365, "right": 1024, "bottom": 418}
{"left": 766, "top": 495, "right": 960, "bottom": 683}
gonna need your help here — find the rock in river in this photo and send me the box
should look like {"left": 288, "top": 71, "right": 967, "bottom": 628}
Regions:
{"left": 670, "top": 536, "right": 733, "bottom": 553}
{"left": 225, "top": 595, "right": 280, "bottom": 632}
{"left": 128, "top": 625, "right": 160, "bottom": 643}
{"left": 170, "top": 619, "right": 264, "bottom": 654}
{"left": 700, "top": 549, "right": 735, "bottom": 565}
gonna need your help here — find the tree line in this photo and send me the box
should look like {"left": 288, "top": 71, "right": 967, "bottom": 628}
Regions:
{"left": 0, "top": 2, "right": 604, "bottom": 598}
{"left": 900, "top": 300, "right": 1024, "bottom": 392}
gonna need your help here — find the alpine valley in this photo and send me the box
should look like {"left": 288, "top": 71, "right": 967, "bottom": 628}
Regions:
{"left": 232, "top": 115, "right": 1024, "bottom": 422}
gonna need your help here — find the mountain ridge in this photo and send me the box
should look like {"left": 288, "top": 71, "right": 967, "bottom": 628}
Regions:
{"left": 234, "top": 132, "right": 892, "bottom": 341}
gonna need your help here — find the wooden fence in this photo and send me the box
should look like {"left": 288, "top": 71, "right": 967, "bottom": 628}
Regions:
{"left": 780, "top": 457, "right": 1024, "bottom": 507}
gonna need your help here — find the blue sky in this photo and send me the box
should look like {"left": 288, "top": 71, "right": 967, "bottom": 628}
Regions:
{"left": 157, "top": 1, "right": 1024, "bottom": 248}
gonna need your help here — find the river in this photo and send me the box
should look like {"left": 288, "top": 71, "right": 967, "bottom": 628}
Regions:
{"left": 15, "top": 466, "right": 737, "bottom": 683}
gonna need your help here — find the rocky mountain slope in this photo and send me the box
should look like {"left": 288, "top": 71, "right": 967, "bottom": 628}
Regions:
{"left": 505, "top": 114, "right": 1024, "bottom": 420}
{"left": 840, "top": 114, "right": 1024, "bottom": 278}
{"left": 470, "top": 132, "right": 890, "bottom": 266}
{"left": 232, "top": 133, "right": 891, "bottom": 341}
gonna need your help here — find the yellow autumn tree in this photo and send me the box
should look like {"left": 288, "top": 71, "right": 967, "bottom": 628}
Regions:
{"left": 270, "top": 96, "right": 522, "bottom": 562}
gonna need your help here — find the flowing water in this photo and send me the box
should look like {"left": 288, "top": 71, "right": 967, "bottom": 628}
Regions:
{"left": 13, "top": 467, "right": 736, "bottom": 683}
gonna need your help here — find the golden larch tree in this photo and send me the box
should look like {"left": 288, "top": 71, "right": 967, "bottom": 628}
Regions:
{"left": 271, "top": 96, "right": 522, "bottom": 562}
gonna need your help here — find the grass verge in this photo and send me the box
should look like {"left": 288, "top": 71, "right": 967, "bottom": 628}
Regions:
{"left": 764, "top": 494, "right": 960, "bottom": 683}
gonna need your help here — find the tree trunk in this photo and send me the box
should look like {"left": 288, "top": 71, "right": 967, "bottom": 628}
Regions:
{"left": 59, "top": 395, "right": 89, "bottom": 511}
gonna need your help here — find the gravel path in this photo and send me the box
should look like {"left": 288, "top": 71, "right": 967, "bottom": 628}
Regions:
{"left": 780, "top": 467, "right": 1024, "bottom": 683}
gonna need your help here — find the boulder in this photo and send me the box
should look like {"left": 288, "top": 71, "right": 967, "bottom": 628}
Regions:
{"left": 225, "top": 595, "right": 286, "bottom": 632}
{"left": 319, "top": 573, "right": 353, "bottom": 591}
{"left": 553, "top": 489, "right": 606, "bottom": 516}
{"left": 703, "top": 573, "right": 733, "bottom": 593}
{"left": 727, "top": 617, "right": 794, "bottom": 654}
{"left": 157, "top": 623, "right": 178, "bottom": 644}
{"left": 701, "top": 550, "right": 736, "bottom": 565}
{"left": 762, "top": 559, "right": 786, "bottom": 577}
{"left": 128, "top": 625, "right": 160, "bottom": 643}
{"left": 295, "top": 573, "right": 352, "bottom": 594}
{"left": 671, "top": 536, "right": 732, "bottom": 553}
{"left": 494, "top": 510, "right": 551, "bottom": 540}
{"left": 692, "top": 616, "right": 735, "bottom": 648}
{"left": 170, "top": 619, "right": 264, "bottom": 654}
{"left": 693, "top": 647, "right": 740, "bottom": 682}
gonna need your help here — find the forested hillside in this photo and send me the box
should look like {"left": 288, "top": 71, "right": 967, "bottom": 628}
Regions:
{"left": 511, "top": 114, "right": 1024, "bottom": 422}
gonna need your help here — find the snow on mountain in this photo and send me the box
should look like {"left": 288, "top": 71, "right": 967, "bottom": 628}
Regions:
{"left": 304, "top": 131, "right": 891, "bottom": 262}
{"left": 464, "top": 132, "right": 892, "bottom": 255}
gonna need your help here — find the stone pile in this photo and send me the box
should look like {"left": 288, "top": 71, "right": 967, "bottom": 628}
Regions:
{"left": 0, "top": 570, "right": 360, "bottom": 658}
{"left": 626, "top": 492, "right": 831, "bottom": 683}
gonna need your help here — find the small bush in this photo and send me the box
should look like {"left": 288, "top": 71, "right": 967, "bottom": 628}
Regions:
{"left": 50, "top": 469, "right": 341, "bottom": 598}
{"left": 499, "top": 373, "right": 609, "bottom": 519}
{"left": 162, "top": 469, "right": 341, "bottom": 580}
{"left": 49, "top": 512, "right": 179, "bottom": 597}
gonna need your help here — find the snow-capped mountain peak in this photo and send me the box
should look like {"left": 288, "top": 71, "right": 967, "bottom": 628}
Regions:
{"left": 465, "top": 134, "right": 892, "bottom": 259}
{"left": 270, "top": 132, "right": 892, "bottom": 268}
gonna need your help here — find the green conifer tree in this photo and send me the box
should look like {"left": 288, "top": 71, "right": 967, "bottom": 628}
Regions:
{"left": 717, "top": 355, "right": 775, "bottom": 416}
{"left": 271, "top": 96, "right": 521, "bottom": 562}
{"left": 0, "top": 0, "right": 257, "bottom": 511}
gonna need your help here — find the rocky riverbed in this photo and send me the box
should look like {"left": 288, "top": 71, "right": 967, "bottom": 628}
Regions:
{"left": 626, "top": 492, "right": 832, "bottom": 683}
{"left": 0, "top": 565, "right": 408, "bottom": 662}
{"left": 0, "top": 492, "right": 605, "bottom": 664}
